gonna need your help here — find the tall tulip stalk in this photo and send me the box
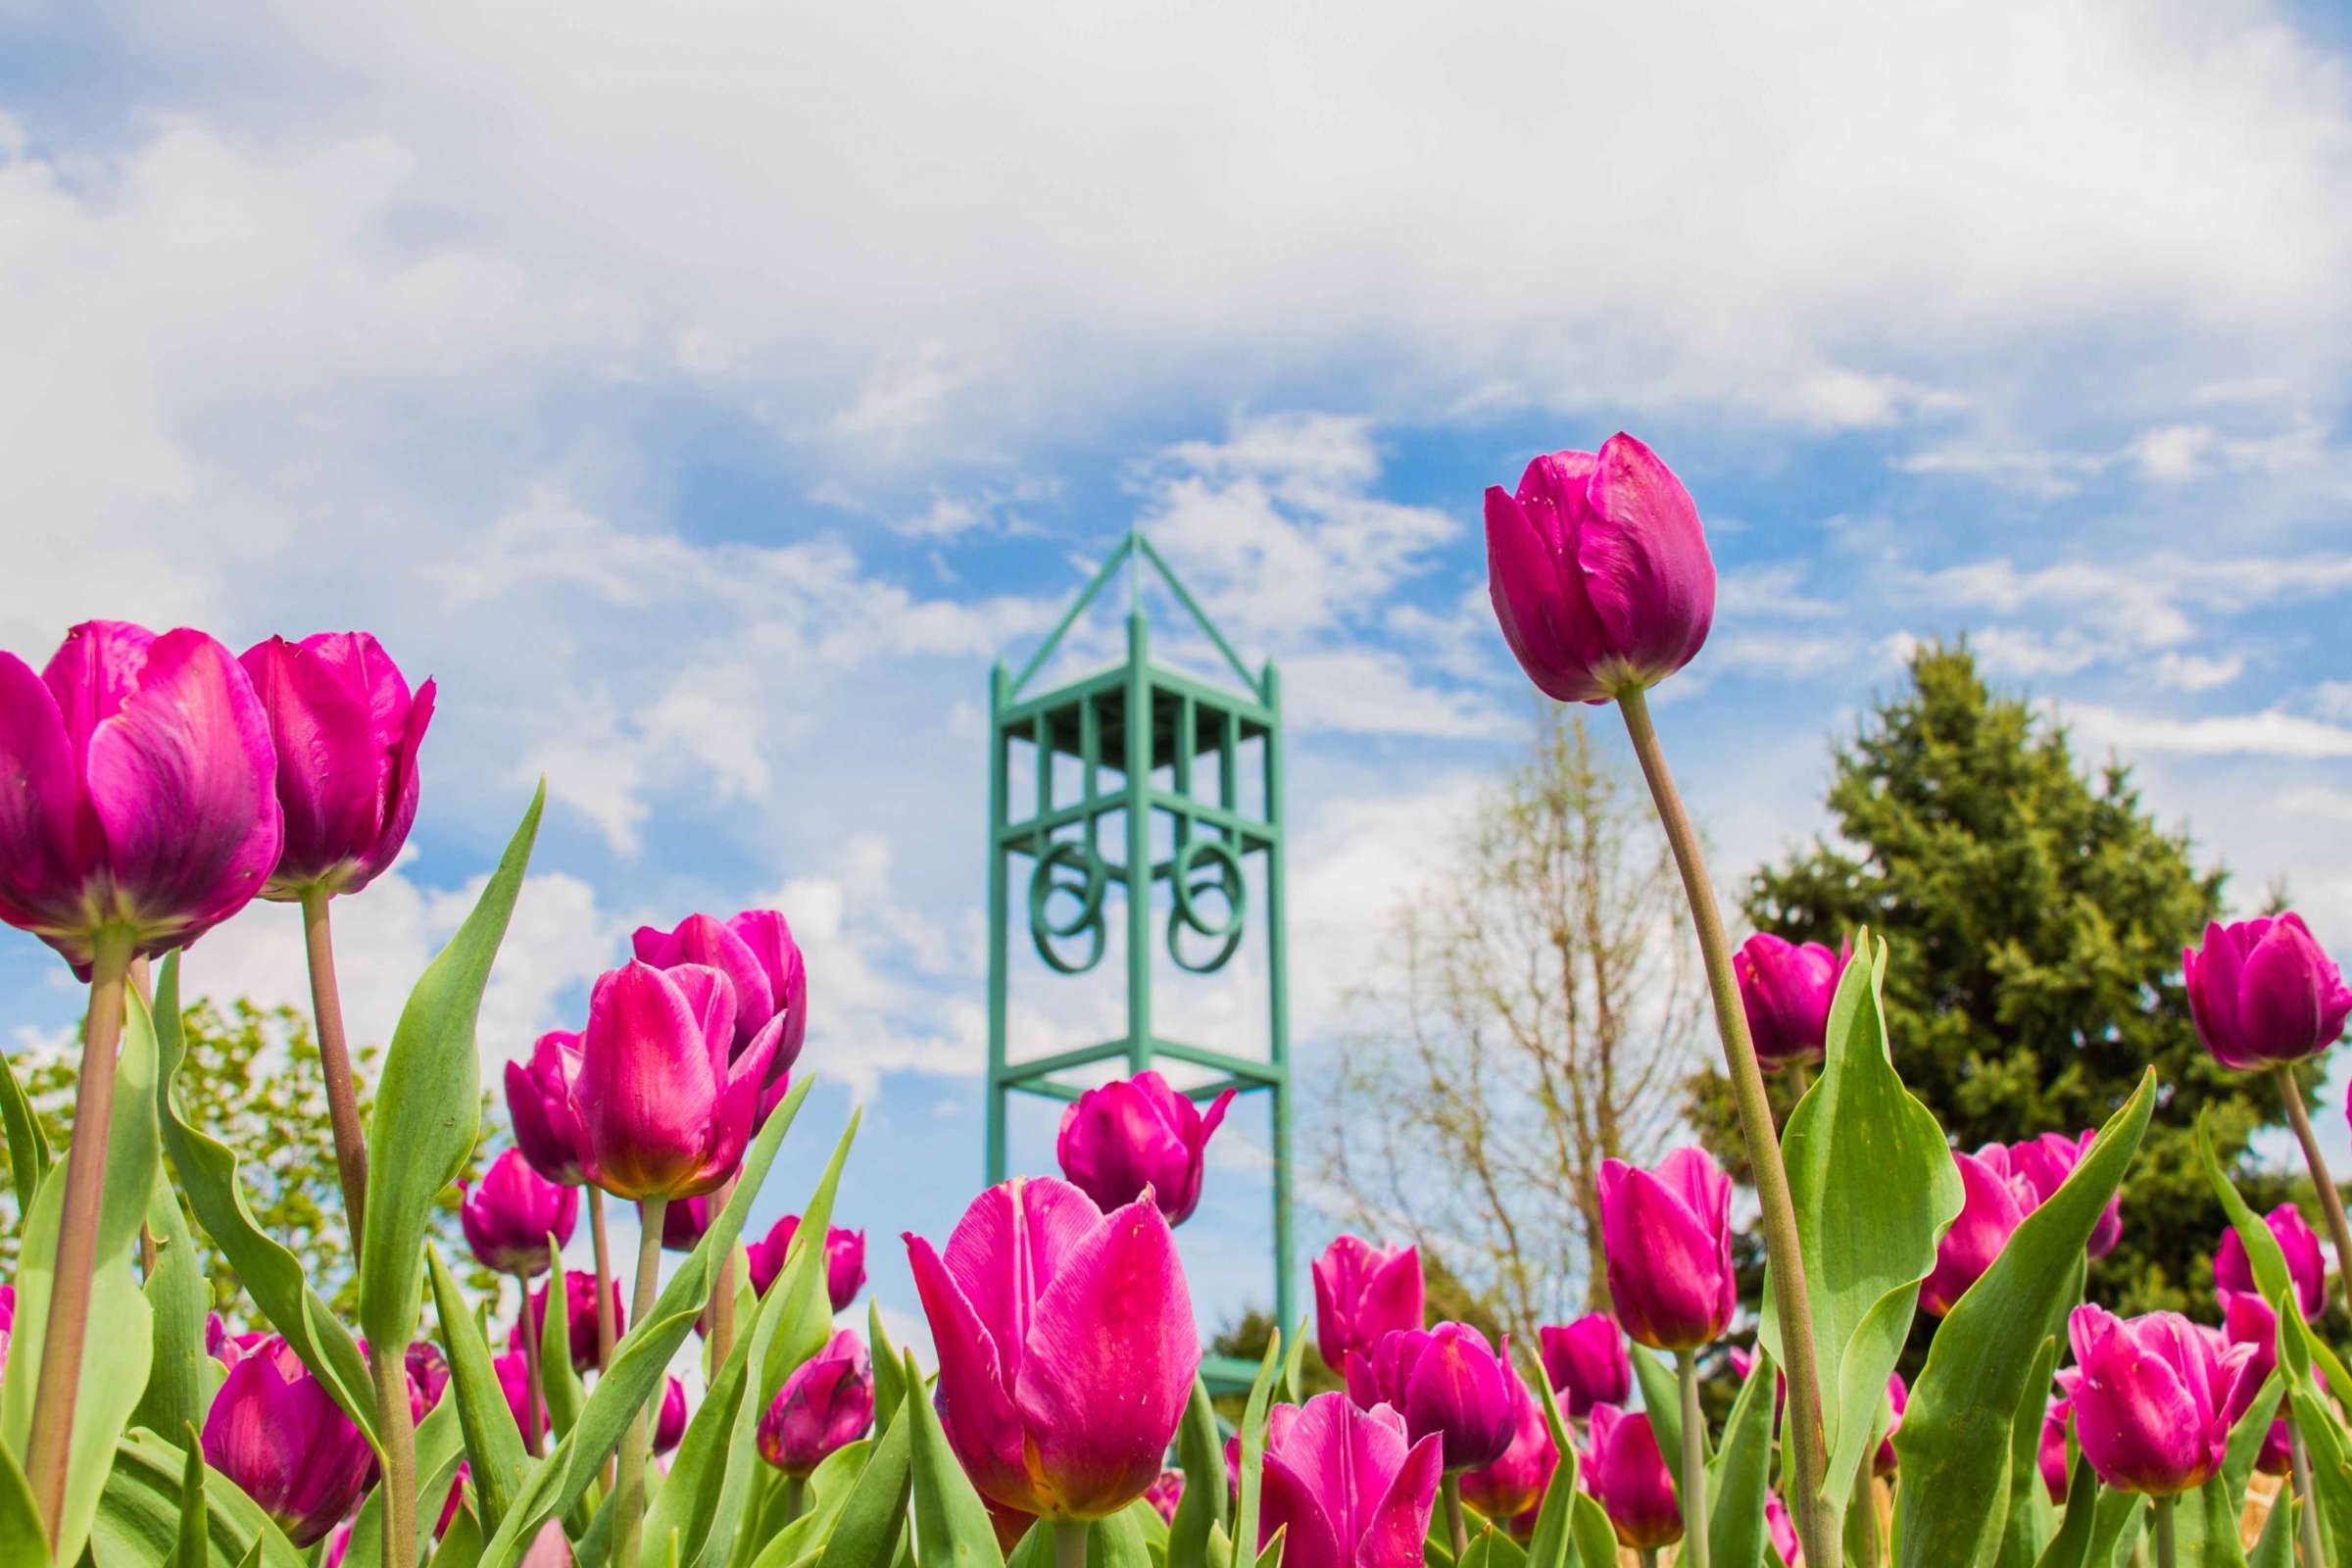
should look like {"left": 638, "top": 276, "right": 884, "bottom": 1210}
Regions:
{"left": 1486, "top": 435, "right": 1836, "bottom": 1562}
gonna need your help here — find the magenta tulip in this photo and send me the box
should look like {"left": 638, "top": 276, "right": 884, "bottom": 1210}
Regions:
{"left": 1734, "top": 933, "right": 1846, "bottom": 1070}
{"left": 2215, "top": 1202, "right": 2328, "bottom": 1321}
{"left": 568, "top": 959, "right": 782, "bottom": 1200}
{"left": 462, "top": 1149, "right": 579, "bottom": 1277}
{"left": 634, "top": 907, "right": 808, "bottom": 1077}
{"left": 653, "top": 1375, "right": 689, "bottom": 1455}
{"left": 1596, "top": 1148, "right": 1736, "bottom": 1350}
{"left": 497, "top": 1348, "right": 548, "bottom": 1438}
{"left": 1484, "top": 434, "right": 1714, "bottom": 705}
{"left": 747, "top": 1213, "right": 866, "bottom": 1310}
{"left": 1998, "top": 1131, "right": 2123, "bottom": 1259}
{"left": 1312, "top": 1235, "right": 1424, "bottom": 1373}
{"left": 0, "top": 1284, "right": 13, "bottom": 1380}
{"left": 1920, "top": 1148, "right": 2035, "bottom": 1318}
{"left": 1537, "top": 1313, "right": 1629, "bottom": 1419}
{"left": 1457, "top": 1373, "right": 1557, "bottom": 1525}
{"left": 661, "top": 1194, "right": 714, "bottom": 1251}
{"left": 1055, "top": 1070, "right": 1235, "bottom": 1226}
{"left": 506, "top": 1029, "right": 591, "bottom": 1188}
{"left": 2066, "top": 1304, "right": 2256, "bottom": 1496}
{"left": 1344, "top": 1323, "right": 1521, "bottom": 1471}
{"left": 906, "top": 1176, "right": 1197, "bottom": 1519}
{"left": 513, "top": 1270, "right": 622, "bottom": 1374}
{"left": 0, "top": 620, "right": 282, "bottom": 977}
{"left": 2039, "top": 1395, "right": 2073, "bottom": 1503}
{"left": 757, "top": 1329, "right": 874, "bottom": 1477}
{"left": 1584, "top": 1403, "right": 1681, "bottom": 1549}
{"left": 1873, "top": 1371, "right": 1907, "bottom": 1477}
{"left": 1253, "top": 1393, "right": 1443, "bottom": 1568}
{"left": 238, "top": 632, "right": 433, "bottom": 901}
{"left": 203, "top": 1336, "right": 377, "bottom": 1546}
{"left": 1767, "top": 1493, "right": 1801, "bottom": 1564}
{"left": 2184, "top": 912, "right": 2350, "bottom": 1070}
{"left": 1143, "top": 1469, "right": 1185, "bottom": 1526}
{"left": 2217, "top": 1299, "right": 2292, "bottom": 1477}
{"left": 407, "top": 1341, "right": 450, "bottom": 1411}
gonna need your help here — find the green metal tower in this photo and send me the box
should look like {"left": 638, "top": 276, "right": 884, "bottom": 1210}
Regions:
{"left": 986, "top": 531, "right": 1293, "bottom": 1390}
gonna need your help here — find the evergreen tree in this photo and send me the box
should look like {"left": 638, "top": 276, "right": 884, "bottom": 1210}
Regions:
{"left": 1689, "top": 641, "right": 2310, "bottom": 1334}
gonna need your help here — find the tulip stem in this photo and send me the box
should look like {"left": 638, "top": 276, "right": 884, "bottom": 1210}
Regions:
{"left": 2274, "top": 1068, "right": 2352, "bottom": 1323}
{"left": 1054, "top": 1519, "right": 1089, "bottom": 1568}
{"left": 300, "top": 887, "right": 370, "bottom": 1246}
{"left": 1442, "top": 1475, "right": 1467, "bottom": 1559}
{"left": 518, "top": 1277, "right": 545, "bottom": 1456}
{"left": 710, "top": 1175, "right": 740, "bottom": 1370}
{"left": 1676, "top": 1349, "right": 1711, "bottom": 1568}
{"left": 24, "top": 928, "right": 133, "bottom": 1544}
{"left": 781, "top": 1476, "right": 807, "bottom": 1527}
{"left": 2151, "top": 1494, "right": 2177, "bottom": 1568}
{"left": 1849, "top": 1460, "right": 1885, "bottom": 1568}
{"left": 1641, "top": 1552, "right": 1658, "bottom": 1568}
{"left": 372, "top": 1332, "right": 420, "bottom": 1568}
{"left": 615, "top": 1197, "right": 668, "bottom": 1568}
{"left": 1618, "top": 687, "right": 1836, "bottom": 1568}
{"left": 2289, "top": 1419, "right": 2326, "bottom": 1568}
{"left": 589, "top": 1188, "right": 618, "bottom": 1369}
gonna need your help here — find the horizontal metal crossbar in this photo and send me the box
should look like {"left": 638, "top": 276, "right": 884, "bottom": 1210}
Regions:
{"left": 993, "top": 1035, "right": 1286, "bottom": 1090}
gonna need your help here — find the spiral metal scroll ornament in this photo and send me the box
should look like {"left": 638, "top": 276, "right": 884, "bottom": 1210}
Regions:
{"left": 1028, "top": 839, "right": 1107, "bottom": 974}
{"left": 1167, "top": 835, "right": 1246, "bottom": 974}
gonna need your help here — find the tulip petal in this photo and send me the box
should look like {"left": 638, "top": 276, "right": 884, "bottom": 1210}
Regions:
{"left": 41, "top": 619, "right": 154, "bottom": 741}
{"left": 635, "top": 913, "right": 776, "bottom": 1054}
{"left": 1578, "top": 432, "right": 1715, "bottom": 683}
{"left": 944, "top": 1177, "right": 1102, "bottom": 1394}
{"left": 359, "top": 674, "right": 432, "bottom": 889}
{"left": 2068, "top": 1309, "right": 2207, "bottom": 1494}
{"left": 1486, "top": 482, "right": 1610, "bottom": 704}
{"left": 1258, "top": 1444, "right": 1348, "bottom": 1568}
{"left": 1361, "top": 1433, "right": 1445, "bottom": 1568}
{"left": 574, "top": 962, "right": 728, "bottom": 1198}
{"left": 906, "top": 1233, "right": 1038, "bottom": 1512}
{"left": 247, "top": 636, "right": 386, "bottom": 882}
{"left": 0, "top": 653, "right": 88, "bottom": 933}
{"left": 2236, "top": 922, "right": 2326, "bottom": 1061}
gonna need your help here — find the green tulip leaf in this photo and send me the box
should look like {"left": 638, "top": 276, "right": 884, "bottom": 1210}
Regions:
{"left": 758, "top": 1111, "right": 863, "bottom": 1406}
{"left": 1281, "top": 1314, "right": 1311, "bottom": 1407}
{"left": 430, "top": 1503, "right": 484, "bottom": 1568}
{"left": 2245, "top": 1486, "right": 2293, "bottom": 1568}
{"left": 2286, "top": 1380, "right": 2352, "bottom": 1550}
{"left": 756, "top": 1435, "right": 872, "bottom": 1561}
{"left": 1169, "top": 1375, "right": 1230, "bottom": 1568}
{"left": 172, "top": 1429, "right": 207, "bottom": 1568}
{"left": 869, "top": 1300, "right": 906, "bottom": 1436}
{"left": 2030, "top": 1447, "right": 2099, "bottom": 1568}
{"left": 0, "top": 1030, "right": 51, "bottom": 1223}
{"left": 1232, "top": 1327, "right": 1285, "bottom": 1568}
{"left": 537, "top": 1248, "right": 585, "bottom": 1444}
{"left": 1092, "top": 1504, "right": 1153, "bottom": 1568}
{"left": 1708, "top": 1344, "right": 1775, "bottom": 1568}
{"left": 2086, "top": 1488, "right": 2144, "bottom": 1568}
{"left": 2221, "top": 1377, "right": 2282, "bottom": 1506}
{"left": 133, "top": 1162, "right": 214, "bottom": 1446}
{"left": 1630, "top": 1344, "right": 1706, "bottom": 1494}
{"left": 906, "top": 1348, "right": 1005, "bottom": 1568}
{"left": 1994, "top": 1336, "right": 2062, "bottom": 1568}
{"left": 90, "top": 1429, "right": 303, "bottom": 1568}
{"left": 341, "top": 1391, "right": 466, "bottom": 1568}
{"left": 1521, "top": 1368, "right": 1580, "bottom": 1568}
{"left": 426, "top": 1243, "right": 529, "bottom": 1537}
{"left": 1459, "top": 1527, "right": 1528, "bottom": 1568}
{"left": 2167, "top": 1475, "right": 2248, "bottom": 1568}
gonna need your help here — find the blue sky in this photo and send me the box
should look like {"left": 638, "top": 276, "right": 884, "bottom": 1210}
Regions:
{"left": 3, "top": 0, "right": 2351, "bottom": 1350}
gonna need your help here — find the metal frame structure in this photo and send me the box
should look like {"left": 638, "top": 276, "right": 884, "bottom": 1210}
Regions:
{"left": 985, "top": 531, "right": 1292, "bottom": 1390}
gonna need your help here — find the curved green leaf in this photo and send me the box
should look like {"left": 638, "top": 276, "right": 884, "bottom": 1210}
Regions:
{"left": 1092, "top": 1504, "right": 1153, "bottom": 1568}
{"left": 427, "top": 1244, "right": 528, "bottom": 1538}
{"left": 174, "top": 1431, "right": 208, "bottom": 1568}
{"left": 2031, "top": 1446, "right": 2099, "bottom": 1568}
{"left": 134, "top": 1165, "right": 213, "bottom": 1446}
{"left": 906, "top": 1348, "right": 1005, "bottom": 1568}
{"left": 0, "top": 1030, "right": 51, "bottom": 1221}
{"left": 814, "top": 1417, "right": 910, "bottom": 1568}
{"left": 868, "top": 1300, "right": 906, "bottom": 1437}
{"left": 1231, "top": 1329, "right": 1284, "bottom": 1568}
{"left": 1709, "top": 1345, "right": 1775, "bottom": 1568}
{"left": 1522, "top": 1369, "right": 1580, "bottom": 1568}
{"left": 90, "top": 1429, "right": 303, "bottom": 1568}
{"left": 537, "top": 1250, "right": 585, "bottom": 1443}
{"left": 1995, "top": 1336, "right": 2062, "bottom": 1568}
{"left": 341, "top": 1388, "right": 466, "bottom": 1568}
{"left": 1169, "top": 1376, "right": 1230, "bottom": 1568}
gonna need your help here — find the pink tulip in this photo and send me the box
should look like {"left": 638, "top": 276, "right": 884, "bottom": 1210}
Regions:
{"left": 1253, "top": 1393, "right": 1443, "bottom": 1568}
{"left": 1055, "top": 1071, "right": 1235, "bottom": 1227}
{"left": 1597, "top": 1148, "right": 1736, "bottom": 1350}
{"left": 506, "top": 1029, "right": 591, "bottom": 1187}
{"left": 661, "top": 1193, "right": 714, "bottom": 1251}
{"left": 1767, "top": 1492, "right": 1801, "bottom": 1563}
{"left": 238, "top": 632, "right": 433, "bottom": 901}
{"left": 1457, "top": 1374, "right": 1557, "bottom": 1525}
{"left": 1920, "top": 1148, "right": 2035, "bottom": 1318}
{"left": 497, "top": 1348, "right": 549, "bottom": 1438}
{"left": 654, "top": 1375, "right": 689, "bottom": 1455}
{"left": 2039, "top": 1394, "right": 2073, "bottom": 1503}
{"left": 0, "top": 620, "right": 282, "bottom": 977}
{"left": 1537, "top": 1313, "right": 1629, "bottom": 1419}
{"left": 1484, "top": 434, "right": 1714, "bottom": 705}
{"left": 1873, "top": 1371, "right": 1907, "bottom": 1477}
{"left": 0, "top": 1285, "right": 13, "bottom": 1380}
{"left": 462, "top": 1149, "right": 579, "bottom": 1276}
{"left": 1998, "top": 1131, "right": 2123, "bottom": 1260}
{"left": 1344, "top": 1323, "right": 1521, "bottom": 1472}
{"left": 2066, "top": 1304, "right": 2256, "bottom": 1496}
{"left": 1142, "top": 1469, "right": 1185, "bottom": 1525}
{"left": 1734, "top": 933, "right": 1846, "bottom": 1070}
{"left": 2215, "top": 1202, "right": 2328, "bottom": 1322}
{"left": 568, "top": 960, "right": 782, "bottom": 1200}
{"left": 2184, "top": 913, "right": 2350, "bottom": 1070}
{"left": 1312, "top": 1236, "right": 1423, "bottom": 1373}
{"left": 513, "top": 1269, "right": 622, "bottom": 1374}
{"left": 757, "top": 1329, "right": 874, "bottom": 1476}
{"left": 203, "top": 1336, "right": 376, "bottom": 1546}
{"left": 407, "top": 1341, "right": 450, "bottom": 1410}
{"left": 906, "top": 1176, "right": 1197, "bottom": 1519}
{"left": 635, "top": 908, "right": 808, "bottom": 1081}
{"left": 1584, "top": 1404, "right": 1681, "bottom": 1549}
{"left": 2220, "top": 1296, "right": 2292, "bottom": 1477}
{"left": 747, "top": 1213, "right": 866, "bottom": 1310}
{"left": 206, "top": 1314, "right": 269, "bottom": 1368}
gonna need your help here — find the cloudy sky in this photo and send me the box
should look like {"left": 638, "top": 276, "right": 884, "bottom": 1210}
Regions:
{"left": 4, "top": 0, "right": 2350, "bottom": 1346}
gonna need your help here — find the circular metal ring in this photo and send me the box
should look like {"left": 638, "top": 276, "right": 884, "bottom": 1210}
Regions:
{"left": 1167, "top": 835, "right": 1245, "bottom": 974}
{"left": 1028, "top": 839, "right": 1107, "bottom": 975}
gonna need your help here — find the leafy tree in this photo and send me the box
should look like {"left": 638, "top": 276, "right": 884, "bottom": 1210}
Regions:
{"left": 1689, "top": 640, "right": 2309, "bottom": 1341}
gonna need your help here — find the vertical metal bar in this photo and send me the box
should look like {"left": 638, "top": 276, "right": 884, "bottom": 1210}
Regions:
{"left": 1126, "top": 612, "right": 1153, "bottom": 1075}
{"left": 1174, "top": 695, "right": 1195, "bottom": 858}
{"left": 986, "top": 662, "right": 1010, "bottom": 1185}
{"left": 1082, "top": 694, "right": 1100, "bottom": 859}
{"left": 1219, "top": 708, "right": 1237, "bottom": 814}
{"left": 1261, "top": 662, "right": 1295, "bottom": 1335}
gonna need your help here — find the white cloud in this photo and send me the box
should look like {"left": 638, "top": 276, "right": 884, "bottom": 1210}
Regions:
{"left": 2054, "top": 702, "right": 2352, "bottom": 760}
{"left": 2150, "top": 651, "right": 2247, "bottom": 693}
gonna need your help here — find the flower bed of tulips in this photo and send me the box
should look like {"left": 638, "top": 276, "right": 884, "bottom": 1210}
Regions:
{"left": 0, "top": 435, "right": 2347, "bottom": 1568}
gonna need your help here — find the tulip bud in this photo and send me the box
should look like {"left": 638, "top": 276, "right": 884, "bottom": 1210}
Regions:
{"left": 634, "top": 908, "right": 808, "bottom": 1080}
{"left": 2066, "top": 1304, "right": 2255, "bottom": 1496}
{"left": 2039, "top": 1396, "right": 2073, "bottom": 1503}
{"left": 570, "top": 960, "right": 781, "bottom": 1200}
{"left": 1597, "top": 1148, "right": 1736, "bottom": 1350}
{"left": 1584, "top": 1404, "right": 1681, "bottom": 1549}
{"left": 906, "top": 1176, "right": 1198, "bottom": 1519}
{"left": 513, "top": 1270, "right": 622, "bottom": 1374}
{"left": 1344, "top": 1323, "right": 1521, "bottom": 1472}
{"left": 238, "top": 632, "right": 434, "bottom": 901}
{"left": 1255, "top": 1393, "right": 1443, "bottom": 1568}
{"left": 2184, "top": 913, "right": 2350, "bottom": 1070}
{"left": 2215, "top": 1202, "right": 2328, "bottom": 1322}
{"left": 462, "top": 1149, "right": 579, "bottom": 1277}
{"left": 1734, "top": 933, "right": 1846, "bottom": 1070}
{"left": 1484, "top": 434, "right": 1714, "bottom": 705}
{"left": 757, "top": 1329, "right": 874, "bottom": 1476}
{"left": 506, "top": 1029, "right": 591, "bottom": 1188}
{"left": 662, "top": 1194, "right": 714, "bottom": 1251}
{"left": 654, "top": 1375, "right": 689, "bottom": 1455}
{"left": 407, "top": 1341, "right": 450, "bottom": 1411}
{"left": 1920, "top": 1148, "right": 2035, "bottom": 1318}
{"left": 1999, "top": 1131, "right": 2122, "bottom": 1259}
{"left": 497, "top": 1348, "right": 548, "bottom": 1438}
{"left": 1457, "top": 1375, "right": 1557, "bottom": 1526}
{"left": 1142, "top": 1470, "right": 1185, "bottom": 1526}
{"left": 1311, "top": 1236, "right": 1423, "bottom": 1373}
{"left": 0, "top": 1284, "right": 13, "bottom": 1381}
{"left": 1536, "top": 1313, "right": 1629, "bottom": 1419}
{"left": 747, "top": 1213, "right": 866, "bottom": 1310}
{"left": 1055, "top": 1071, "right": 1235, "bottom": 1226}
{"left": 0, "top": 621, "right": 283, "bottom": 977}
{"left": 202, "top": 1336, "right": 377, "bottom": 1546}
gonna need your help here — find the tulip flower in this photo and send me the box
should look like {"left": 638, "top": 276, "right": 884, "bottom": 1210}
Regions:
{"left": 407, "top": 1341, "right": 450, "bottom": 1411}
{"left": 0, "top": 1284, "right": 13, "bottom": 1381}
{"left": 1457, "top": 1375, "right": 1557, "bottom": 1526}
{"left": 2039, "top": 1395, "right": 2073, "bottom": 1503}
{"left": 1055, "top": 1070, "right": 1236, "bottom": 1226}
{"left": 1253, "top": 1393, "right": 1444, "bottom": 1568}
{"left": 1143, "top": 1470, "right": 1185, "bottom": 1526}
{"left": 514, "top": 1270, "right": 623, "bottom": 1374}
{"left": 1767, "top": 1493, "right": 1801, "bottom": 1564}
{"left": 462, "top": 1149, "right": 579, "bottom": 1277}
{"left": 1734, "top": 933, "right": 1846, "bottom": 1070}
{"left": 238, "top": 632, "right": 434, "bottom": 901}
{"left": 0, "top": 620, "right": 283, "bottom": 977}
{"left": 2184, "top": 913, "right": 2350, "bottom": 1071}
{"left": 654, "top": 1375, "right": 689, "bottom": 1456}
{"left": 1596, "top": 1148, "right": 1736, "bottom": 1350}
{"left": 497, "top": 1349, "right": 549, "bottom": 1439}
{"left": 1873, "top": 1371, "right": 1907, "bottom": 1477}
{"left": 2066, "top": 1304, "right": 2256, "bottom": 1496}
{"left": 203, "top": 1337, "right": 377, "bottom": 1546}
{"left": 1920, "top": 1148, "right": 2035, "bottom": 1318}
{"left": 757, "top": 1329, "right": 874, "bottom": 1477}
{"left": 1344, "top": 1323, "right": 1521, "bottom": 1472}
{"left": 568, "top": 960, "right": 782, "bottom": 1200}
{"left": 906, "top": 1176, "right": 1197, "bottom": 1519}
{"left": 662, "top": 1194, "right": 713, "bottom": 1251}
{"left": 1537, "top": 1313, "right": 1629, "bottom": 1419}
{"left": 747, "top": 1213, "right": 867, "bottom": 1310}
{"left": 1312, "top": 1235, "right": 1423, "bottom": 1373}
{"left": 634, "top": 908, "right": 808, "bottom": 1078}
{"left": 2219, "top": 1296, "right": 2293, "bottom": 1477}
{"left": 506, "top": 1029, "right": 591, "bottom": 1188}
{"left": 1998, "top": 1131, "right": 2122, "bottom": 1259}
{"left": 1584, "top": 1404, "right": 1681, "bottom": 1549}
{"left": 2214, "top": 1202, "right": 2328, "bottom": 1322}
